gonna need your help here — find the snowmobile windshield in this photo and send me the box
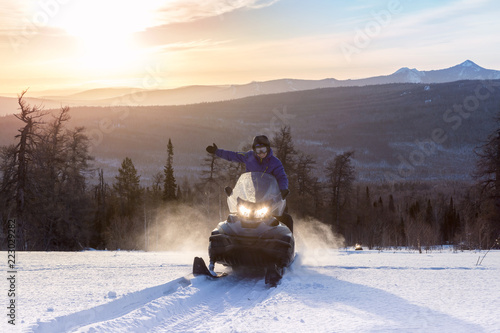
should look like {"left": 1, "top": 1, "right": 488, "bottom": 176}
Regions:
{"left": 227, "top": 172, "right": 285, "bottom": 217}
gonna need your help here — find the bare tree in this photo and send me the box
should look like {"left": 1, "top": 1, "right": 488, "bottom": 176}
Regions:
{"left": 13, "top": 90, "right": 47, "bottom": 248}
{"left": 325, "top": 151, "right": 355, "bottom": 231}
{"left": 474, "top": 114, "right": 500, "bottom": 241}
{"left": 271, "top": 125, "right": 296, "bottom": 173}
{"left": 0, "top": 91, "right": 96, "bottom": 249}
{"left": 296, "top": 153, "right": 316, "bottom": 196}
{"left": 293, "top": 152, "right": 320, "bottom": 217}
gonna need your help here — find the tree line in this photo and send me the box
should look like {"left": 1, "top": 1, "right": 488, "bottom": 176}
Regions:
{"left": 268, "top": 126, "right": 499, "bottom": 251}
{"left": 1, "top": 94, "right": 499, "bottom": 250}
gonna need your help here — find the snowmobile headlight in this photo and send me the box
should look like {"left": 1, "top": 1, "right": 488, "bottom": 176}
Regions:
{"left": 254, "top": 206, "right": 269, "bottom": 219}
{"left": 238, "top": 204, "right": 252, "bottom": 218}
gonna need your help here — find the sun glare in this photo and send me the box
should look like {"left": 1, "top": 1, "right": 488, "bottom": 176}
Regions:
{"left": 54, "top": 1, "right": 162, "bottom": 38}
{"left": 50, "top": 1, "right": 165, "bottom": 70}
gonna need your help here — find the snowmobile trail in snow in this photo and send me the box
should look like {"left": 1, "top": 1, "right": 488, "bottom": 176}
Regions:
{"left": 148, "top": 273, "right": 279, "bottom": 332}
{"left": 28, "top": 252, "right": 488, "bottom": 333}
{"left": 31, "top": 274, "right": 279, "bottom": 333}
{"left": 28, "top": 257, "right": 287, "bottom": 333}
{"left": 29, "top": 276, "right": 192, "bottom": 333}
{"left": 29, "top": 257, "right": 293, "bottom": 333}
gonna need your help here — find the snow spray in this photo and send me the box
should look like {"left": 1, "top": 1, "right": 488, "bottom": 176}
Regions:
{"left": 294, "top": 218, "right": 345, "bottom": 266}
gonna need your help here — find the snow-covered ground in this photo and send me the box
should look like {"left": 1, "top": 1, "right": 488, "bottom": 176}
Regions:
{"left": 2, "top": 245, "right": 499, "bottom": 333}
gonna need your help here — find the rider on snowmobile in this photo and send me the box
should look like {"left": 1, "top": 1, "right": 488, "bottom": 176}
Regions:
{"left": 206, "top": 135, "right": 293, "bottom": 231}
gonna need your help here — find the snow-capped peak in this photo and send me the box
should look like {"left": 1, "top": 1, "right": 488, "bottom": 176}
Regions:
{"left": 454, "top": 59, "right": 483, "bottom": 74}
{"left": 459, "top": 60, "right": 478, "bottom": 68}
{"left": 393, "top": 67, "right": 424, "bottom": 83}
{"left": 395, "top": 67, "right": 419, "bottom": 74}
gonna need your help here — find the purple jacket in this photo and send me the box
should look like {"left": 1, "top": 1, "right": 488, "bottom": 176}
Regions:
{"left": 215, "top": 148, "right": 289, "bottom": 190}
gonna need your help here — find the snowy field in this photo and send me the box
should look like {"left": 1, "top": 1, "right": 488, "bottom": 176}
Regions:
{"left": 2, "top": 246, "right": 499, "bottom": 333}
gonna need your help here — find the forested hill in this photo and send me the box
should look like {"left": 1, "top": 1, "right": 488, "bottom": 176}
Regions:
{"left": 1, "top": 79, "right": 500, "bottom": 184}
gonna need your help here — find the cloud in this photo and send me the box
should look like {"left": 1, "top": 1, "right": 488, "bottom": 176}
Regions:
{"left": 0, "top": 0, "right": 280, "bottom": 38}
{"left": 156, "top": 39, "right": 232, "bottom": 52}
{"left": 155, "top": 0, "right": 280, "bottom": 25}
{"left": 386, "top": 0, "right": 494, "bottom": 36}
{"left": 0, "top": 1, "right": 28, "bottom": 28}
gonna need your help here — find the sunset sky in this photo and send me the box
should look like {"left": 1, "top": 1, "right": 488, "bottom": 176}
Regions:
{"left": 1, "top": 0, "right": 499, "bottom": 94}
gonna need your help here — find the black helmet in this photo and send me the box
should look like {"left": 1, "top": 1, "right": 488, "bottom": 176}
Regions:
{"left": 252, "top": 135, "right": 270, "bottom": 149}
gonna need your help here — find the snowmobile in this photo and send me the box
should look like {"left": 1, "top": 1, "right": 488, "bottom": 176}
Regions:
{"left": 193, "top": 172, "right": 295, "bottom": 286}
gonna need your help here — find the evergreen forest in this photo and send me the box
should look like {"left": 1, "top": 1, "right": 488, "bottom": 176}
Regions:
{"left": 1, "top": 89, "right": 499, "bottom": 251}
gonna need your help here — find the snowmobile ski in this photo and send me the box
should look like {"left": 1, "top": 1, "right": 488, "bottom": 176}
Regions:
{"left": 192, "top": 257, "right": 227, "bottom": 278}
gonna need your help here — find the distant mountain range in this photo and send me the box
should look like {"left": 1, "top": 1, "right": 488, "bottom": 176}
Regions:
{"left": 2, "top": 78, "right": 500, "bottom": 183}
{"left": 1, "top": 60, "right": 500, "bottom": 116}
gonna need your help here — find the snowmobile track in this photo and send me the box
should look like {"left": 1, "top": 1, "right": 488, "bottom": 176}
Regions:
{"left": 29, "top": 271, "right": 279, "bottom": 333}
{"left": 30, "top": 277, "right": 191, "bottom": 333}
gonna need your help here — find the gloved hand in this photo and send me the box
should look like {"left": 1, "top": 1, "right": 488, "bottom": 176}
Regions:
{"left": 280, "top": 189, "right": 290, "bottom": 200}
{"left": 206, "top": 143, "right": 218, "bottom": 154}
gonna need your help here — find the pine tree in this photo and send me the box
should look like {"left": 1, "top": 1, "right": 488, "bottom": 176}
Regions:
{"left": 107, "top": 157, "right": 143, "bottom": 249}
{"left": 163, "top": 138, "right": 177, "bottom": 202}
{"left": 377, "top": 197, "right": 384, "bottom": 211}
{"left": 114, "top": 157, "right": 142, "bottom": 217}
{"left": 425, "top": 199, "right": 434, "bottom": 226}
{"left": 92, "top": 169, "right": 109, "bottom": 249}
{"left": 441, "top": 197, "right": 460, "bottom": 243}
{"left": 388, "top": 194, "right": 396, "bottom": 213}
{"left": 408, "top": 201, "right": 420, "bottom": 220}
{"left": 0, "top": 145, "right": 17, "bottom": 215}
{"left": 365, "top": 186, "right": 371, "bottom": 208}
